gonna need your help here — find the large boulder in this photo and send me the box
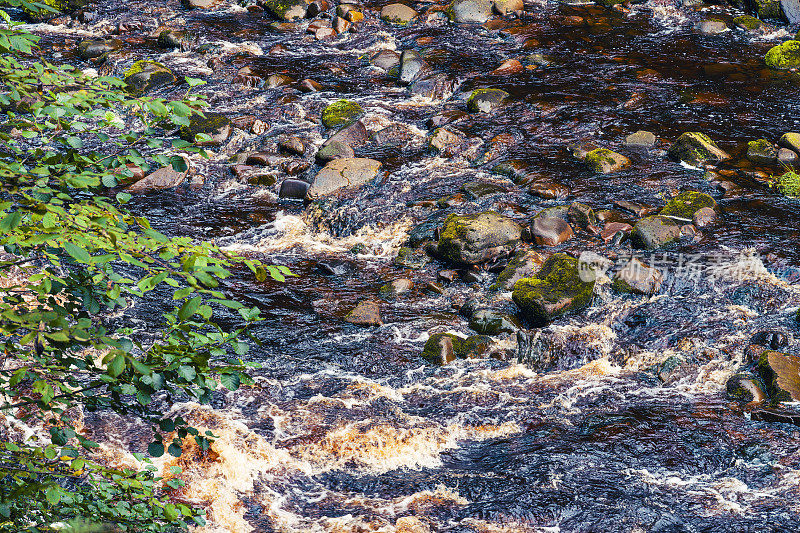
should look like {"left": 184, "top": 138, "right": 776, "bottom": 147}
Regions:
{"left": 124, "top": 61, "right": 177, "bottom": 95}
{"left": 659, "top": 191, "right": 716, "bottom": 220}
{"left": 512, "top": 253, "right": 595, "bottom": 326}
{"left": 437, "top": 211, "right": 523, "bottom": 265}
{"left": 765, "top": 40, "right": 800, "bottom": 70}
{"left": 448, "top": 0, "right": 494, "bottom": 23}
{"left": 307, "top": 158, "right": 382, "bottom": 198}
{"left": 755, "top": 350, "right": 800, "bottom": 404}
{"left": 631, "top": 216, "right": 681, "bottom": 250}
{"left": 783, "top": 0, "right": 800, "bottom": 24}
{"left": 667, "top": 132, "right": 730, "bottom": 165}
{"left": 381, "top": 3, "right": 418, "bottom": 24}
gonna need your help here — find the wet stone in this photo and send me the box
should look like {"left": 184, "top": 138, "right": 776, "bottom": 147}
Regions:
{"left": 624, "top": 130, "right": 656, "bottom": 148}
{"left": 77, "top": 38, "right": 122, "bottom": 59}
{"left": 695, "top": 20, "right": 728, "bottom": 34}
{"left": 438, "top": 211, "right": 523, "bottom": 265}
{"left": 467, "top": 88, "right": 510, "bottom": 113}
{"left": 279, "top": 137, "right": 306, "bottom": 156}
{"left": 492, "top": 250, "right": 547, "bottom": 290}
{"left": 493, "top": 0, "right": 522, "bottom": 14}
{"left": 278, "top": 178, "right": 310, "bottom": 199}
{"left": 379, "top": 279, "right": 413, "bottom": 298}
{"left": 632, "top": 216, "right": 681, "bottom": 250}
{"left": 126, "top": 165, "right": 187, "bottom": 194}
{"left": 778, "top": 148, "right": 799, "bottom": 165}
{"left": 370, "top": 50, "right": 401, "bottom": 71}
{"left": 394, "top": 246, "right": 431, "bottom": 269}
{"left": 692, "top": 206, "right": 717, "bottom": 228}
{"left": 469, "top": 308, "right": 521, "bottom": 335}
{"left": 584, "top": 148, "right": 630, "bottom": 174}
{"left": 398, "top": 50, "right": 427, "bottom": 85}
{"left": 612, "top": 258, "right": 663, "bottom": 295}
{"left": 263, "top": 0, "right": 308, "bottom": 20}
{"left": 179, "top": 112, "right": 232, "bottom": 146}
{"left": 668, "top": 132, "right": 730, "bottom": 166}
{"left": 345, "top": 300, "right": 383, "bottom": 326}
{"left": 755, "top": 350, "right": 800, "bottom": 404}
{"left": 429, "top": 127, "right": 466, "bottom": 153}
{"left": 747, "top": 139, "right": 777, "bottom": 165}
{"left": 124, "top": 60, "right": 176, "bottom": 95}
{"left": 381, "top": 3, "right": 417, "bottom": 24}
{"left": 726, "top": 372, "right": 768, "bottom": 403}
{"left": 660, "top": 191, "right": 716, "bottom": 220}
{"left": 321, "top": 100, "right": 364, "bottom": 129}
{"left": 529, "top": 217, "right": 574, "bottom": 247}
{"left": 449, "top": 0, "right": 494, "bottom": 23}
{"left": 778, "top": 132, "right": 800, "bottom": 154}
{"left": 307, "top": 158, "right": 381, "bottom": 198}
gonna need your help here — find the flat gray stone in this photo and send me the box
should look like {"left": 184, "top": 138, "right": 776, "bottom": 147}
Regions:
{"left": 307, "top": 158, "right": 382, "bottom": 198}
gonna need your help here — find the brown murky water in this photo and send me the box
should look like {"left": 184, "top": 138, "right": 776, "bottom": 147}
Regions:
{"left": 19, "top": 0, "right": 800, "bottom": 530}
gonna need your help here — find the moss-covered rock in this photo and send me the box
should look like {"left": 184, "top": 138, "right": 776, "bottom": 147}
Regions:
{"left": 438, "top": 211, "right": 522, "bottom": 265}
{"left": 467, "top": 88, "right": 510, "bottom": 113}
{"left": 667, "top": 132, "right": 730, "bottom": 165}
{"left": 179, "top": 112, "right": 232, "bottom": 146}
{"left": 777, "top": 170, "right": 800, "bottom": 197}
{"left": 321, "top": 100, "right": 364, "bottom": 129}
{"left": 746, "top": 138, "right": 777, "bottom": 164}
{"left": 779, "top": 132, "right": 800, "bottom": 153}
{"left": 659, "top": 191, "right": 716, "bottom": 220}
{"left": 394, "top": 246, "right": 431, "bottom": 269}
{"left": 421, "top": 332, "right": 492, "bottom": 364}
{"left": 765, "top": 40, "right": 800, "bottom": 70}
{"left": 584, "top": 148, "right": 630, "bottom": 174}
{"left": 77, "top": 39, "right": 122, "bottom": 60}
{"left": 263, "top": 0, "right": 309, "bottom": 20}
{"left": 123, "top": 61, "right": 177, "bottom": 95}
{"left": 491, "top": 250, "right": 547, "bottom": 291}
{"left": 726, "top": 371, "right": 767, "bottom": 403}
{"left": 755, "top": 350, "right": 800, "bottom": 404}
{"left": 512, "top": 253, "right": 595, "bottom": 326}
{"left": 733, "top": 15, "right": 762, "bottom": 30}
{"left": 631, "top": 215, "right": 681, "bottom": 250}
{"left": 754, "top": 0, "right": 782, "bottom": 19}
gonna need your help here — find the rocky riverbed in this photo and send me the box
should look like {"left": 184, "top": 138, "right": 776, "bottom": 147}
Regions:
{"left": 11, "top": 0, "right": 800, "bottom": 530}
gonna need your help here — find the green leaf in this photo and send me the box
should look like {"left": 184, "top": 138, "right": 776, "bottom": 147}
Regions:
{"left": 62, "top": 241, "right": 92, "bottom": 264}
{"left": 178, "top": 296, "right": 201, "bottom": 321}
{"left": 45, "top": 487, "right": 61, "bottom": 505}
{"left": 148, "top": 441, "right": 165, "bottom": 458}
{"left": 107, "top": 354, "right": 125, "bottom": 377}
{"left": 167, "top": 443, "right": 182, "bottom": 457}
{"left": 220, "top": 372, "right": 240, "bottom": 391}
{"left": 177, "top": 365, "right": 196, "bottom": 382}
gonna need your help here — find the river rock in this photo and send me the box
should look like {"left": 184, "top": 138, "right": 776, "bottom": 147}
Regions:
{"left": 429, "top": 127, "right": 466, "bottom": 153}
{"left": 263, "top": 0, "right": 308, "bottom": 19}
{"left": 448, "top": 0, "right": 494, "bottom": 23}
{"left": 726, "top": 371, "right": 768, "bottom": 403}
{"left": 370, "top": 50, "right": 401, "bottom": 71}
{"left": 158, "top": 29, "right": 191, "bottom": 49}
{"left": 394, "top": 247, "right": 431, "bottom": 269}
{"left": 379, "top": 279, "right": 413, "bottom": 298}
{"left": 438, "top": 211, "right": 523, "bottom": 265}
{"left": 530, "top": 217, "right": 574, "bottom": 246}
{"left": 469, "top": 308, "right": 521, "bottom": 335}
{"left": 491, "top": 250, "right": 546, "bottom": 291}
{"left": 127, "top": 165, "right": 187, "bottom": 194}
{"left": 316, "top": 141, "right": 354, "bottom": 162}
{"left": 381, "top": 3, "right": 417, "bottom": 24}
{"left": 183, "top": 0, "right": 224, "bottom": 7}
{"left": 779, "top": 148, "right": 799, "bottom": 165}
{"left": 421, "top": 333, "right": 459, "bottom": 365}
{"left": 659, "top": 191, "right": 716, "bottom": 220}
{"left": 584, "top": 149, "right": 630, "bottom": 173}
{"left": 77, "top": 38, "right": 122, "bottom": 59}
{"left": 612, "top": 258, "right": 663, "bottom": 295}
{"left": 512, "top": 253, "right": 595, "bottom": 326}
{"left": 692, "top": 206, "right": 717, "bottom": 228}
{"left": 123, "top": 61, "right": 177, "bottom": 95}
{"left": 399, "top": 50, "right": 428, "bottom": 85}
{"left": 755, "top": 350, "right": 800, "bottom": 403}
{"left": 467, "top": 88, "right": 509, "bottom": 112}
{"left": 765, "top": 40, "right": 800, "bottom": 70}
{"left": 321, "top": 100, "right": 364, "bottom": 129}
{"left": 307, "top": 158, "right": 382, "bottom": 198}
{"left": 326, "top": 120, "right": 369, "bottom": 149}
{"left": 747, "top": 139, "right": 777, "bottom": 164}
{"left": 668, "top": 132, "right": 730, "bottom": 165}
{"left": 778, "top": 132, "right": 800, "bottom": 153}
{"left": 631, "top": 216, "right": 681, "bottom": 250}
{"left": 493, "top": 0, "right": 522, "bottom": 14}
{"left": 568, "top": 202, "right": 597, "bottom": 229}
{"left": 179, "top": 112, "right": 232, "bottom": 146}
{"left": 345, "top": 300, "right": 382, "bottom": 326}
{"left": 733, "top": 15, "right": 762, "bottom": 30}
{"left": 695, "top": 20, "right": 727, "bottom": 34}
{"left": 601, "top": 221, "right": 632, "bottom": 243}
{"left": 410, "top": 73, "right": 457, "bottom": 100}
{"left": 625, "top": 130, "right": 656, "bottom": 148}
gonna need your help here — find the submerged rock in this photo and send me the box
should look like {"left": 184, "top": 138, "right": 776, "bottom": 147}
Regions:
{"left": 529, "top": 216, "right": 574, "bottom": 246}
{"left": 668, "top": 132, "right": 730, "bottom": 166}
{"left": 307, "top": 158, "right": 382, "bottom": 198}
{"left": 584, "top": 148, "right": 630, "bottom": 173}
{"left": 631, "top": 216, "right": 681, "bottom": 250}
{"left": 469, "top": 308, "right": 521, "bottom": 335}
{"left": 123, "top": 60, "right": 176, "bottom": 94}
{"left": 466, "top": 88, "right": 510, "bottom": 112}
{"left": 726, "top": 372, "right": 768, "bottom": 403}
{"left": 438, "top": 211, "right": 523, "bottom": 265}
{"left": 612, "top": 258, "right": 663, "bottom": 295}
{"left": 659, "top": 191, "right": 716, "bottom": 220}
{"left": 345, "top": 300, "right": 383, "bottom": 326}
{"left": 379, "top": 279, "right": 413, "bottom": 298}
{"left": 512, "top": 253, "right": 595, "bottom": 325}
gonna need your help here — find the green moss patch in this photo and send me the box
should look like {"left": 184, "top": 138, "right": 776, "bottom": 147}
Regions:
{"left": 659, "top": 191, "right": 716, "bottom": 219}
{"left": 321, "top": 100, "right": 364, "bottom": 129}
{"left": 765, "top": 40, "right": 800, "bottom": 70}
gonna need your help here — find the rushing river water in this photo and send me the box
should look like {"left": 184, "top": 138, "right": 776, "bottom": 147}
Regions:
{"left": 19, "top": 0, "right": 800, "bottom": 530}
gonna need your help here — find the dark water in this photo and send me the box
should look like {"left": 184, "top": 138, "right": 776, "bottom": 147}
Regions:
{"left": 30, "top": 0, "right": 800, "bottom": 530}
